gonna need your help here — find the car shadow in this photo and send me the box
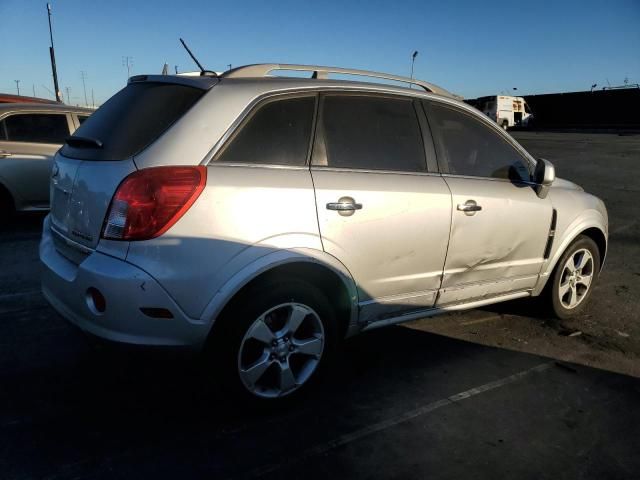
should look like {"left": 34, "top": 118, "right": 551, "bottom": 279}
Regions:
{"left": 0, "top": 322, "right": 543, "bottom": 479}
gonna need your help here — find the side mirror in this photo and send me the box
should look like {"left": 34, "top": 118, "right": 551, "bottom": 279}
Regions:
{"left": 533, "top": 158, "right": 555, "bottom": 199}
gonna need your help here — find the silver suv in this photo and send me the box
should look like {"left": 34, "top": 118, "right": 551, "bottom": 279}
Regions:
{"left": 0, "top": 103, "right": 92, "bottom": 214}
{"left": 40, "top": 64, "right": 608, "bottom": 400}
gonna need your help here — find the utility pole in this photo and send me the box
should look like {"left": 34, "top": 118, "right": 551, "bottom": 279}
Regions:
{"left": 122, "top": 56, "right": 133, "bottom": 81}
{"left": 65, "top": 86, "right": 71, "bottom": 105}
{"left": 47, "top": 3, "right": 61, "bottom": 102}
{"left": 33, "top": 84, "right": 36, "bottom": 97}
{"left": 409, "top": 50, "right": 418, "bottom": 88}
{"left": 14, "top": 80, "right": 21, "bottom": 96}
{"left": 80, "top": 71, "right": 88, "bottom": 106}
{"left": 174, "top": 65, "right": 179, "bottom": 74}
{"left": 91, "top": 89, "right": 95, "bottom": 108}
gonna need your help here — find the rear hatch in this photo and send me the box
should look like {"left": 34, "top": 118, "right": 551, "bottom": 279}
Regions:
{"left": 49, "top": 76, "right": 213, "bottom": 262}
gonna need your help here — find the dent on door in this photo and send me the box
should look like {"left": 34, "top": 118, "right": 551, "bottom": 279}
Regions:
{"left": 437, "top": 177, "right": 552, "bottom": 305}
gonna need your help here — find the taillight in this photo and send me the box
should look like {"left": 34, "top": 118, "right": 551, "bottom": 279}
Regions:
{"left": 102, "top": 166, "right": 206, "bottom": 241}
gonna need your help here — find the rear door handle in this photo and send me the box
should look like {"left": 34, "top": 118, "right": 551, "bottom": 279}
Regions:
{"left": 457, "top": 200, "right": 482, "bottom": 215}
{"left": 326, "top": 196, "right": 362, "bottom": 216}
{"left": 0, "top": 150, "right": 12, "bottom": 158}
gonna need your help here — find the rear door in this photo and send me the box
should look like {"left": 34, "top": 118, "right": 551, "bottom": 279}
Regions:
{"left": 424, "top": 100, "right": 552, "bottom": 305}
{"left": 311, "top": 93, "right": 451, "bottom": 323}
{"left": 0, "top": 112, "right": 72, "bottom": 208}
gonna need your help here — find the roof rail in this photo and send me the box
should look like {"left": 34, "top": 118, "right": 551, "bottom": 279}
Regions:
{"left": 222, "top": 64, "right": 458, "bottom": 99}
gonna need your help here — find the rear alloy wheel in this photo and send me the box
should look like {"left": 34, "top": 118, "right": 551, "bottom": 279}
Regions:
{"left": 238, "top": 302, "right": 325, "bottom": 398}
{"left": 210, "top": 279, "right": 336, "bottom": 402}
{"left": 550, "top": 236, "right": 600, "bottom": 319}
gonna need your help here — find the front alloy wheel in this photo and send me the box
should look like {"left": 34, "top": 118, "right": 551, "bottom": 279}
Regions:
{"left": 558, "top": 248, "right": 594, "bottom": 309}
{"left": 550, "top": 235, "right": 600, "bottom": 319}
{"left": 238, "top": 302, "right": 325, "bottom": 398}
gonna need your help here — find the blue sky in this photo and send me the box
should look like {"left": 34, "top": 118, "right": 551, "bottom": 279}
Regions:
{"left": 1, "top": 0, "right": 638, "bottom": 104}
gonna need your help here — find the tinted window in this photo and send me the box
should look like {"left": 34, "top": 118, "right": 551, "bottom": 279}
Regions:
{"left": 77, "top": 115, "right": 90, "bottom": 125}
{"left": 61, "top": 82, "right": 204, "bottom": 161}
{"left": 316, "top": 95, "right": 426, "bottom": 172}
{"left": 2, "top": 113, "right": 69, "bottom": 143}
{"left": 427, "top": 102, "right": 531, "bottom": 181}
{"left": 217, "top": 96, "right": 314, "bottom": 166}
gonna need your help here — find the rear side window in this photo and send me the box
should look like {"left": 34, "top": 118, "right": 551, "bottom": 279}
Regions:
{"left": 216, "top": 96, "right": 315, "bottom": 166}
{"left": 1, "top": 113, "right": 69, "bottom": 143}
{"left": 77, "top": 115, "right": 90, "bottom": 125}
{"left": 426, "top": 101, "right": 531, "bottom": 181}
{"left": 61, "top": 82, "right": 204, "bottom": 161}
{"left": 314, "top": 95, "right": 426, "bottom": 172}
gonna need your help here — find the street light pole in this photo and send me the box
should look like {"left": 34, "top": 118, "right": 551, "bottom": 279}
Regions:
{"left": 409, "top": 50, "right": 419, "bottom": 88}
{"left": 14, "top": 80, "right": 20, "bottom": 96}
{"left": 46, "top": 3, "right": 61, "bottom": 102}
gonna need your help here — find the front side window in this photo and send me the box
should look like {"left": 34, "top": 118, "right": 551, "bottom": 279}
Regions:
{"left": 216, "top": 96, "right": 315, "bottom": 166}
{"left": 315, "top": 95, "right": 426, "bottom": 172}
{"left": 426, "top": 101, "right": 531, "bottom": 181}
{"left": 1, "top": 113, "right": 69, "bottom": 143}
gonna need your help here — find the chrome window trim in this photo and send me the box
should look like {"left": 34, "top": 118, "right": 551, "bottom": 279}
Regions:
{"left": 207, "top": 162, "right": 310, "bottom": 171}
{"left": 310, "top": 165, "right": 443, "bottom": 177}
{"left": 440, "top": 172, "right": 538, "bottom": 186}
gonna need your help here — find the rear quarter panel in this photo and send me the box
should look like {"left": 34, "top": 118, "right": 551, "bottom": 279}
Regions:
{"left": 124, "top": 164, "right": 323, "bottom": 320}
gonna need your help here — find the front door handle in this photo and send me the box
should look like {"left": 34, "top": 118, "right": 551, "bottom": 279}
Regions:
{"left": 326, "top": 196, "right": 362, "bottom": 216}
{"left": 0, "top": 150, "right": 12, "bottom": 158}
{"left": 457, "top": 200, "right": 482, "bottom": 216}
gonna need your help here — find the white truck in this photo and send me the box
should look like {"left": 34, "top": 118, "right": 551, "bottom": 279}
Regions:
{"left": 472, "top": 95, "right": 533, "bottom": 129}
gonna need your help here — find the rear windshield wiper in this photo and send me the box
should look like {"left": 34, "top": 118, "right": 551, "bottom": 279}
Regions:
{"left": 65, "top": 136, "right": 104, "bottom": 148}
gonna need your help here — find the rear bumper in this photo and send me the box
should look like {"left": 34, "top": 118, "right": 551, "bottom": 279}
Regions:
{"left": 40, "top": 215, "right": 209, "bottom": 348}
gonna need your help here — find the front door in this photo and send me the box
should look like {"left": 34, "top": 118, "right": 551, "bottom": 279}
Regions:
{"left": 424, "top": 100, "right": 553, "bottom": 305}
{"left": 311, "top": 93, "right": 451, "bottom": 323}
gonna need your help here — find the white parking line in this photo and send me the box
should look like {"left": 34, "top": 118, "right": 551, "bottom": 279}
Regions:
{"left": 610, "top": 220, "right": 638, "bottom": 236}
{"left": 244, "top": 362, "right": 554, "bottom": 479}
{"left": 460, "top": 315, "right": 502, "bottom": 326}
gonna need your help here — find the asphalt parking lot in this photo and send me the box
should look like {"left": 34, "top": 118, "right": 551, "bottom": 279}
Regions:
{"left": 1, "top": 132, "right": 639, "bottom": 479}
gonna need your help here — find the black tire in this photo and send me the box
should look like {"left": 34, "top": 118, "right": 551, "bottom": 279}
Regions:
{"left": 501, "top": 120, "right": 509, "bottom": 130}
{"left": 548, "top": 235, "right": 600, "bottom": 320}
{"left": 205, "top": 278, "right": 338, "bottom": 403}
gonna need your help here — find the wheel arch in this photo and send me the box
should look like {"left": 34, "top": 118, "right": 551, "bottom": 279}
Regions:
{"left": 200, "top": 250, "right": 359, "bottom": 348}
{"left": 533, "top": 221, "right": 607, "bottom": 296}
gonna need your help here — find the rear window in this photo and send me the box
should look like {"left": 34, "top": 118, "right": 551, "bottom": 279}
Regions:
{"left": 61, "top": 82, "right": 204, "bottom": 161}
